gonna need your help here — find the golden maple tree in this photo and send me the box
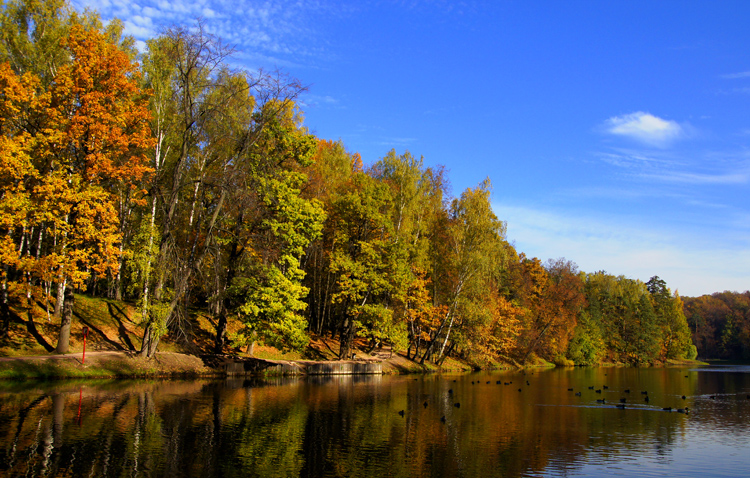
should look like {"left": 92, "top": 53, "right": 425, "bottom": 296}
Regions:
{"left": 0, "top": 24, "right": 153, "bottom": 350}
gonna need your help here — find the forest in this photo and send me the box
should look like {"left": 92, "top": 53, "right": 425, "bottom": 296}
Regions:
{"left": 0, "top": 0, "right": 742, "bottom": 367}
{"left": 683, "top": 291, "right": 750, "bottom": 360}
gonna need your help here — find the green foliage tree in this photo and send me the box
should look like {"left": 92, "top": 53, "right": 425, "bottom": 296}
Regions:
{"left": 567, "top": 307, "right": 605, "bottom": 365}
{"left": 226, "top": 106, "right": 325, "bottom": 352}
{"left": 578, "top": 272, "right": 661, "bottom": 365}
{"left": 647, "top": 276, "right": 693, "bottom": 360}
{"left": 327, "top": 172, "right": 394, "bottom": 359}
{"left": 0, "top": 0, "right": 72, "bottom": 83}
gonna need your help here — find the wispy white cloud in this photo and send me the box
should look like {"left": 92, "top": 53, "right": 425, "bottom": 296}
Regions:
{"left": 72, "top": 0, "right": 338, "bottom": 67}
{"left": 721, "top": 71, "right": 750, "bottom": 79}
{"left": 718, "top": 87, "right": 750, "bottom": 95}
{"left": 300, "top": 94, "right": 341, "bottom": 108}
{"left": 375, "top": 137, "right": 418, "bottom": 146}
{"left": 491, "top": 203, "right": 750, "bottom": 296}
{"left": 597, "top": 149, "right": 683, "bottom": 170}
{"left": 594, "top": 148, "right": 750, "bottom": 186}
{"left": 603, "top": 111, "right": 684, "bottom": 147}
{"left": 640, "top": 170, "right": 749, "bottom": 185}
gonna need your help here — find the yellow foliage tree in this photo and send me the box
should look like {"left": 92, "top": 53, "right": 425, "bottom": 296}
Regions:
{"left": 0, "top": 25, "right": 153, "bottom": 351}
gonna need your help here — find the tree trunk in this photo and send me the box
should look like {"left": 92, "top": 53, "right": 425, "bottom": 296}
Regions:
{"left": 213, "top": 237, "right": 240, "bottom": 354}
{"left": 55, "top": 286, "right": 74, "bottom": 354}
{"left": 53, "top": 278, "right": 66, "bottom": 318}
{"left": 89, "top": 271, "right": 97, "bottom": 297}
{"left": 114, "top": 265, "right": 123, "bottom": 301}
{"left": 139, "top": 321, "right": 163, "bottom": 358}
{"left": 420, "top": 311, "right": 451, "bottom": 364}
{"left": 214, "top": 312, "right": 227, "bottom": 354}
{"left": 139, "top": 326, "right": 152, "bottom": 357}
{"left": 139, "top": 275, "right": 180, "bottom": 358}
{"left": 436, "top": 315, "right": 455, "bottom": 362}
{"left": 366, "top": 338, "right": 379, "bottom": 354}
{"left": 1, "top": 267, "right": 9, "bottom": 338}
{"left": 339, "top": 317, "right": 356, "bottom": 359}
{"left": 141, "top": 198, "right": 158, "bottom": 320}
{"left": 147, "top": 333, "right": 160, "bottom": 357}
{"left": 438, "top": 342, "right": 457, "bottom": 366}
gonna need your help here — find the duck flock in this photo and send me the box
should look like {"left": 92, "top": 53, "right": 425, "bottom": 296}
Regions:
{"left": 395, "top": 373, "right": 750, "bottom": 420}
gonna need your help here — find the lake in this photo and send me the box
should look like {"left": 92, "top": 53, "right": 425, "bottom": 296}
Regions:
{"left": 1, "top": 365, "right": 750, "bottom": 477}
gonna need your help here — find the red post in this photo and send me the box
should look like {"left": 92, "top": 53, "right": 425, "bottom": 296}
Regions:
{"left": 82, "top": 326, "right": 89, "bottom": 364}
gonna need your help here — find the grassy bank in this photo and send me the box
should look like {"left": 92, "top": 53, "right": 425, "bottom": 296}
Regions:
{"left": 0, "top": 352, "right": 217, "bottom": 380}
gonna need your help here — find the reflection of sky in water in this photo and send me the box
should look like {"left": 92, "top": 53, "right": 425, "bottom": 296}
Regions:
{"left": 553, "top": 428, "right": 750, "bottom": 478}
{"left": 549, "top": 367, "right": 750, "bottom": 478}
{"left": 690, "top": 365, "right": 750, "bottom": 373}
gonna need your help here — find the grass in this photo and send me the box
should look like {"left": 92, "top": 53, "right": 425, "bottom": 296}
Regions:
{"left": 0, "top": 353, "right": 217, "bottom": 380}
{"left": 1, "top": 288, "right": 143, "bottom": 357}
{"left": 251, "top": 345, "right": 306, "bottom": 361}
{"left": 0, "top": 283, "right": 214, "bottom": 359}
{"left": 666, "top": 358, "right": 710, "bottom": 366}
{"left": 0, "top": 359, "right": 111, "bottom": 380}
{"left": 0, "top": 285, "right": 219, "bottom": 379}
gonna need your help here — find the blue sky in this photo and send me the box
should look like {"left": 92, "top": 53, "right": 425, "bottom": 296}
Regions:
{"left": 73, "top": 0, "right": 750, "bottom": 297}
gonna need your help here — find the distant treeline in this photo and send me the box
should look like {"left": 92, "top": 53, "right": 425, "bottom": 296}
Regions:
{"left": 683, "top": 292, "right": 750, "bottom": 360}
{"left": 0, "top": 0, "right": 703, "bottom": 366}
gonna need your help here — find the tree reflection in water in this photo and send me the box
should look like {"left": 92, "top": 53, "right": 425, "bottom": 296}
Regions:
{"left": 1, "top": 367, "right": 750, "bottom": 477}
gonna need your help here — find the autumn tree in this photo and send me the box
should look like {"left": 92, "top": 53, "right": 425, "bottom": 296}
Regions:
{"left": 0, "top": 24, "right": 152, "bottom": 352}
{"left": 421, "top": 179, "right": 508, "bottom": 364}
{"left": 683, "top": 291, "right": 750, "bottom": 359}
{"left": 369, "top": 150, "right": 447, "bottom": 357}
{"left": 506, "top": 256, "right": 584, "bottom": 364}
{"left": 0, "top": 0, "right": 73, "bottom": 84}
{"left": 400, "top": 270, "right": 443, "bottom": 360}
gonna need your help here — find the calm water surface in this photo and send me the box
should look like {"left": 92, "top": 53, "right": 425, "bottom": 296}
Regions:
{"left": 1, "top": 365, "right": 750, "bottom": 477}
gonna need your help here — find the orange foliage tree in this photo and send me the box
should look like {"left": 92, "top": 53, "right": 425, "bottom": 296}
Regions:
{"left": 460, "top": 287, "right": 523, "bottom": 365}
{"left": 0, "top": 25, "right": 152, "bottom": 351}
{"left": 512, "top": 256, "right": 585, "bottom": 364}
{"left": 683, "top": 291, "right": 750, "bottom": 359}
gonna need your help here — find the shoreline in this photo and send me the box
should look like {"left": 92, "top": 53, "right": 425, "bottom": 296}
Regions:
{"left": 0, "top": 350, "right": 709, "bottom": 381}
